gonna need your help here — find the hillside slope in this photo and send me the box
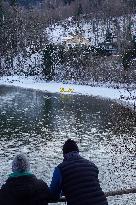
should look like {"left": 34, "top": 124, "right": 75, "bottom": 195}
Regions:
{"left": 46, "top": 15, "right": 136, "bottom": 46}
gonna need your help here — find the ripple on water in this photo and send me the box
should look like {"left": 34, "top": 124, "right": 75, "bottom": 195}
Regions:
{"left": 0, "top": 86, "right": 135, "bottom": 205}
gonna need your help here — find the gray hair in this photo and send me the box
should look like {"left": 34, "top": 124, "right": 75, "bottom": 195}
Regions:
{"left": 12, "top": 153, "right": 30, "bottom": 173}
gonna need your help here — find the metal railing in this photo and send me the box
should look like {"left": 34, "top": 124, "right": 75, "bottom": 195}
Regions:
{"left": 49, "top": 188, "right": 136, "bottom": 203}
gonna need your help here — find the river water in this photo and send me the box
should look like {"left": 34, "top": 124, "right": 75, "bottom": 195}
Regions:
{"left": 0, "top": 85, "right": 135, "bottom": 205}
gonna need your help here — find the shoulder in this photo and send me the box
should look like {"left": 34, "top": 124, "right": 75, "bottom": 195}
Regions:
{"left": 0, "top": 178, "right": 13, "bottom": 191}
{"left": 37, "top": 178, "right": 48, "bottom": 185}
{"left": 78, "top": 157, "right": 99, "bottom": 173}
{"left": 57, "top": 160, "right": 70, "bottom": 170}
{"left": 0, "top": 181, "right": 15, "bottom": 204}
{"left": 34, "top": 177, "right": 49, "bottom": 190}
{"left": 87, "top": 159, "right": 99, "bottom": 173}
{"left": 84, "top": 158, "right": 97, "bottom": 166}
{"left": 32, "top": 177, "right": 51, "bottom": 197}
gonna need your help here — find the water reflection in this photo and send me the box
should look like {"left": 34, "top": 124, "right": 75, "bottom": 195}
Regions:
{"left": 0, "top": 85, "right": 135, "bottom": 205}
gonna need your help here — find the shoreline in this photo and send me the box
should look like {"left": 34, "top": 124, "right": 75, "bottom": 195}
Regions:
{"left": 0, "top": 75, "right": 135, "bottom": 111}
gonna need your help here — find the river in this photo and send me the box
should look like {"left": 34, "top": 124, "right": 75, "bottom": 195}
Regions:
{"left": 0, "top": 85, "right": 135, "bottom": 205}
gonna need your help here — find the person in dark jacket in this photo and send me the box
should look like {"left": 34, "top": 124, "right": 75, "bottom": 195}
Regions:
{"left": 0, "top": 153, "right": 50, "bottom": 205}
{"left": 50, "top": 139, "right": 108, "bottom": 205}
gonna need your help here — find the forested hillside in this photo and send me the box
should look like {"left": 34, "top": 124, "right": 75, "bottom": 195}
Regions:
{"left": 7, "top": 0, "right": 42, "bottom": 7}
{"left": 5, "top": 0, "right": 136, "bottom": 12}
{"left": 0, "top": 0, "right": 136, "bottom": 84}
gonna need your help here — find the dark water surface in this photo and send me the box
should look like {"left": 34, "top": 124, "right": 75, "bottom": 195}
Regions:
{"left": 0, "top": 85, "right": 135, "bottom": 205}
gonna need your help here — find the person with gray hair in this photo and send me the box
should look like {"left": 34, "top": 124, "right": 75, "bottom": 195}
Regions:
{"left": 11, "top": 153, "right": 30, "bottom": 175}
{"left": 0, "top": 153, "right": 50, "bottom": 205}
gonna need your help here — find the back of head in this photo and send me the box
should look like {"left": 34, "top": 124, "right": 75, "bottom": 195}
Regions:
{"left": 63, "top": 139, "right": 79, "bottom": 155}
{"left": 12, "top": 153, "right": 30, "bottom": 173}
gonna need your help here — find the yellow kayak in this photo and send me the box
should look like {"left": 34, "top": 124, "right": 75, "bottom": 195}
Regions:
{"left": 60, "top": 87, "right": 74, "bottom": 93}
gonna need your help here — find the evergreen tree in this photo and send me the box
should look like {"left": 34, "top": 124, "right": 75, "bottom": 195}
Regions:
{"left": 63, "top": 0, "right": 75, "bottom": 5}
{"left": 0, "top": 0, "right": 5, "bottom": 56}
{"left": 58, "top": 45, "right": 65, "bottom": 64}
{"left": 105, "top": 30, "right": 113, "bottom": 43}
{"left": 10, "top": 0, "right": 17, "bottom": 6}
{"left": 132, "top": 35, "right": 136, "bottom": 48}
{"left": 126, "top": 24, "right": 133, "bottom": 42}
{"left": 42, "top": 44, "right": 55, "bottom": 81}
{"left": 123, "top": 49, "right": 136, "bottom": 70}
{"left": 0, "top": 0, "right": 4, "bottom": 25}
{"left": 77, "top": 3, "right": 83, "bottom": 17}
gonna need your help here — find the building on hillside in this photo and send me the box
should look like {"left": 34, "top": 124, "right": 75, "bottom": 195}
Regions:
{"left": 62, "top": 34, "right": 91, "bottom": 49}
{"left": 98, "top": 32, "right": 118, "bottom": 54}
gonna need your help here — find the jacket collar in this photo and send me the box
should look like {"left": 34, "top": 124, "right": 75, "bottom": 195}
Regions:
{"left": 9, "top": 172, "right": 33, "bottom": 178}
{"left": 64, "top": 151, "right": 80, "bottom": 161}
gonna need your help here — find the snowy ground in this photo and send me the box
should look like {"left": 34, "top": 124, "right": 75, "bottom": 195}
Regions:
{"left": 0, "top": 76, "right": 135, "bottom": 110}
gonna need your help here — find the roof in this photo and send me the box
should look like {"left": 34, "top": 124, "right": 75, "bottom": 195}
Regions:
{"left": 62, "top": 34, "right": 90, "bottom": 46}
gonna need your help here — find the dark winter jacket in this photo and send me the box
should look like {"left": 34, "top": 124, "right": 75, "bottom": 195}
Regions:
{"left": 57, "top": 153, "right": 108, "bottom": 205}
{"left": 0, "top": 173, "right": 50, "bottom": 205}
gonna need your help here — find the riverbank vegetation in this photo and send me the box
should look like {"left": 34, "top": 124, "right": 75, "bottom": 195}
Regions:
{"left": 42, "top": 44, "right": 136, "bottom": 86}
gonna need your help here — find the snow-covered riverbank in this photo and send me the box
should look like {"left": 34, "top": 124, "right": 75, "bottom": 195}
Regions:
{"left": 0, "top": 76, "right": 135, "bottom": 110}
